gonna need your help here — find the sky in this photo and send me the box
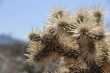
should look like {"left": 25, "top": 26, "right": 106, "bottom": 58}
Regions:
{"left": 0, "top": 0, "right": 110, "bottom": 40}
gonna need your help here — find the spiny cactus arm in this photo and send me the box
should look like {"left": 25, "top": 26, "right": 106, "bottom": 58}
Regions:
{"left": 93, "top": 31, "right": 110, "bottom": 68}
{"left": 74, "top": 8, "right": 105, "bottom": 73}
{"left": 87, "top": 9, "right": 104, "bottom": 40}
{"left": 99, "top": 33, "right": 110, "bottom": 73}
{"left": 48, "top": 8, "right": 70, "bottom": 25}
{"left": 25, "top": 32, "right": 46, "bottom": 63}
{"left": 74, "top": 8, "right": 104, "bottom": 36}
{"left": 45, "top": 9, "right": 79, "bottom": 51}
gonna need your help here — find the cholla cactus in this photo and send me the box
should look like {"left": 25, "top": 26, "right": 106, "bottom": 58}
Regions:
{"left": 26, "top": 8, "right": 110, "bottom": 73}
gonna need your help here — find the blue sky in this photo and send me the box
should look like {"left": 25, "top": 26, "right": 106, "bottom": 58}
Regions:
{"left": 0, "top": 0, "right": 110, "bottom": 40}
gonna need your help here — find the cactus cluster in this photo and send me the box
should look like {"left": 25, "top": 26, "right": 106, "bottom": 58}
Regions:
{"left": 26, "top": 8, "right": 110, "bottom": 73}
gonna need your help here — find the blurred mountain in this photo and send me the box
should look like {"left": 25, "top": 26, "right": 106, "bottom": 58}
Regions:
{"left": 0, "top": 34, "right": 24, "bottom": 44}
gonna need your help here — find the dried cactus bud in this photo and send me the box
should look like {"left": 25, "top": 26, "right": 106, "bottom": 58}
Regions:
{"left": 29, "top": 33, "right": 41, "bottom": 41}
{"left": 93, "top": 10, "right": 102, "bottom": 23}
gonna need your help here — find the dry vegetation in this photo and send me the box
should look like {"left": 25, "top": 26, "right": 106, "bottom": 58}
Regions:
{"left": 26, "top": 8, "right": 110, "bottom": 73}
